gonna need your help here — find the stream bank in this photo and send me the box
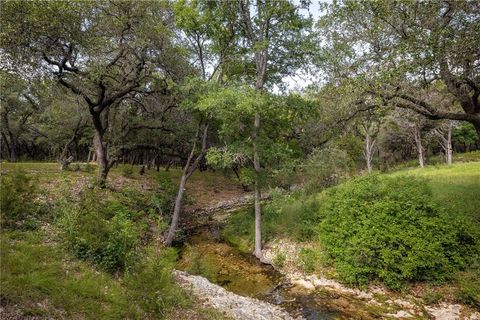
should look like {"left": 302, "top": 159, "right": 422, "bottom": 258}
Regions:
{"left": 175, "top": 222, "right": 480, "bottom": 320}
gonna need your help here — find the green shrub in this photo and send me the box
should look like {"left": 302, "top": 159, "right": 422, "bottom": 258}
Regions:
{"left": 299, "top": 248, "right": 318, "bottom": 274}
{"left": 82, "top": 162, "right": 95, "bottom": 173}
{"left": 124, "top": 246, "right": 188, "bottom": 317}
{"left": 263, "top": 191, "right": 321, "bottom": 241}
{"left": 121, "top": 165, "right": 134, "bottom": 178}
{"left": 57, "top": 190, "right": 143, "bottom": 273}
{"left": 273, "top": 252, "right": 286, "bottom": 269}
{"left": 301, "top": 146, "right": 352, "bottom": 192}
{"left": 0, "top": 171, "right": 42, "bottom": 229}
{"left": 71, "top": 163, "right": 81, "bottom": 171}
{"left": 222, "top": 192, "right": 320, "bottom": 252}
{"left": 456, "top": 269, "right": 480, "bottom": 307}
{"left": 151, "top": 171, "right": 177, "bottom": 213}
{"left": 221, "top": 209, "right": 255, "bottom": 252}
{"left": 423, "top": 289, "right": 443, "bottom": 305}
{"left": 318, "top": 175, "right": 477, "bottom": 289}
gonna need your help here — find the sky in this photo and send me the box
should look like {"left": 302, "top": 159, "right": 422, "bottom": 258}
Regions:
{"left": 276, "top": 1, "right": 331, "bottom": 93}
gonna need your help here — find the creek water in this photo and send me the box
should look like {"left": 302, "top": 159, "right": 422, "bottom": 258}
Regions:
{"left": 176, "top": 224, "right": 368, "bottom": 320}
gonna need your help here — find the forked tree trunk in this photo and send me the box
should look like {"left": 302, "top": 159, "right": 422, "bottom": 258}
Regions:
{"left": 59, "top": 119, "right": 82, "bottom": 170}
{"left": 432, "top": 121, "right": 454, "bottom": 165}
{"left": 92, "top": 118, "right": 115, "bottom": 188}
{"left": 363, "top": 133, "right": 376, "bottom": 173}
{"left": 164, "top": 124, "right": 209, "bottom": 246}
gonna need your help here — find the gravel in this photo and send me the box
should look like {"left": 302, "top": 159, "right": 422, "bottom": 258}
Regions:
{"left": 173, "top": 270, "right": 302, "bottom": 320}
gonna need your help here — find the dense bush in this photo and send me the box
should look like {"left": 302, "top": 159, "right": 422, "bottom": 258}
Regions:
{"left": 456, "top": 267, "right": 480, "bottom": 307}
{"left": 120, "top": 165, "right": 134, "bottom": 178}
{"left": 301, "top": 146, "right": 352, "bottom": 192}
{"left": 57, "top": 190, "right": 144, "bottom": 273}
{"left": 0, "top": 171, "right": 43, "bottom": 229}
{"left": 262, "top": 191, "right": 321, "bottom": 241}
{"left": 222, "top": 191, "right": 320, "bottom": 251}
{"left": 318, "top": 175, "right": 477, "bottom": 289}
{"left": 124, "top": 246, "right": 188, "bottom": 317}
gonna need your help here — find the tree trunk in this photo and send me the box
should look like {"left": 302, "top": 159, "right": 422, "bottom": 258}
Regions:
{"left": 59, "top": 120, "right": 81, "bottom": 170}
{"left": 433, "top": 121, "right": 454, "bottom": 165}
{"left": 93, "top": 127, "right": 112, "bottom": 187}
{"left": 252, "top": 47, "right": 266, "bottom": 260}
{"left": 164, "top": 124, "right": 209, "bottom": 246}
{"left": 446, "top": 124, "right": 453, "bottom": 165}
{"left": 164, "top": 173, "right": 187, "bottom": 246}
{"left": 414, "top": 128, "right": 425, "bottom": 168}
{"left": 253, "top": 112, "right": 262, "bottom": 259}
{"left": 363, "top": 133, "right": 375, "bottom": 173}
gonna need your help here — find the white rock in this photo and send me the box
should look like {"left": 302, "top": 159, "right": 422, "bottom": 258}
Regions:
{"left": 291, "top": 279, "right": 315, "bottom": 291}
{"left": 173, "top": 270, "right": 303, "bottom": 320}
{"left": 385, "top": 310, "right": 414, "bottom": 318}
{"left": 426, "top": 303, "right": 462, "bottom": 320}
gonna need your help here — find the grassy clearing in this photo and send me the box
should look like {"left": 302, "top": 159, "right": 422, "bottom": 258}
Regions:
{"left": 1, "top": 230, "right": 139, "bottom": 319}
{"left": 1, "top": 230, "right": 232, "bottom": 319}
{"left": 389, "top": 150, "right": 480, "bottom": 171}
{"left": 391, "top": 162, "right": 480, "bottom": 221}
{"left": 0, "top": 161, "right": 245, "bottom": 210}
{"left": 0, "top": 162, "right": 243, "bottom": 319}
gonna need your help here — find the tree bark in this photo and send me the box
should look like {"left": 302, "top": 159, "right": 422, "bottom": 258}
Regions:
{"left": 413, "top": 127, "right": 425, "bottom": 168}
{"left": 446, "top": 124, "right": 453, "bottom": 165}
{"left": 59, "top": 119, "right": 82, "bottom": 170}
{"left": 91, "top": 112, "right": 115, "bottom": 188}
{"left": 433, "top": 121, "right": 453, "bottom": 165}
{"left": 1, "top": 110, "right": 18, "bottom": 162}
{"left": 164, "top": 124, "right": 209, "bottom": 246}
{"left": 363, "top": 133, "right": 376, "bottom": 173}
{"left": 253, "top": 112, "right": 262, "bottom": 259}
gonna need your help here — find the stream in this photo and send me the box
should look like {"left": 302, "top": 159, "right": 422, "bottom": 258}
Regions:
{"left": 176, "top": 223, "right": 367, "bottom": 320}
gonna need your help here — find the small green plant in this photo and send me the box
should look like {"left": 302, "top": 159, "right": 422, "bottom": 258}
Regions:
{"left": 124, "top": 246, "right": 188, "bottom": 317}
{"left": 423, "top": 289, "right": 443, "bottom": 305}
{"left": 82, "top": 162, "right": 95, "bottom": 173}
{"left": 273, "top": 252, "right": 286, "bottom": 269}
{"left": 456, "top": 270, "right": 480, "bottom": 307}
{"left": 56, "top": 190, "right": 143, "bottom": 273}
{"left": 300, "top": 248, "right": 318, "bottom": 274}
{"left": 121, "top": 165, "right": 134, "bottom": 178}
{"left": 0, "top": 171, "right": 42, "bottom": 229}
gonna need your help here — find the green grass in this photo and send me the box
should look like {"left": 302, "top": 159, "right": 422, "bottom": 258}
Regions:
{"left": 0, "top": 163, "right": 241, "bottom": 318}
{"left": 1, "top": 229, "right": 233, "bottom": 319}
{"left": 389, "top": 150, "right": 480, "bottom": 171}
{"left": 1, "top": 230, "right": 139, "bottom": 319}
{"left": 390, "top": 162, "right": 480, "bottom": 221}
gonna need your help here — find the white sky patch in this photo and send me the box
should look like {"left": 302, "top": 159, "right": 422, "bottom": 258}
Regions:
{"left": 275, "top": 0, "right": 331, "bottom": 93}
